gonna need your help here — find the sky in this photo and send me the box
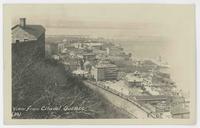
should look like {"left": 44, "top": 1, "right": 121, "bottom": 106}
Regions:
{"left": 6, "top": 4, "right": 196, "bottom": 92}
{"left": 9, "top": 4, "right": 193, "bottom": 38}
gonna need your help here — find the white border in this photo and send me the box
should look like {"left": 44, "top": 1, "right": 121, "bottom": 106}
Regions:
{"left": 0, "top": 0, "right": 199, "bottom": 128}
{"left": 1, "top": 0, "right": 199, "bottom": 4}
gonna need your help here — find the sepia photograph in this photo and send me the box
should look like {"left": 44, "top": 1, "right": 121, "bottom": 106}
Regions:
{"left": 3, "top": 4, "right": 196, "bottom": 124}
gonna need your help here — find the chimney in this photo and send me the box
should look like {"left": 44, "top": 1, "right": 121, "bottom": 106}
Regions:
{"left": 19, "top": 18, "right": 26, "bottom": 27}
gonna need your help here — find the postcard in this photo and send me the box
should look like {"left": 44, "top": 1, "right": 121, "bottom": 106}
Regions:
{"left": 3, "top": 4, "right": 196, "bottom": 124}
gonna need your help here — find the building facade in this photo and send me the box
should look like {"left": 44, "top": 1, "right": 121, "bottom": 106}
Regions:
{"left": 91, "top": 61, "right": 118, "bottom": 81}
{"left": 12, "top": 18, "right": 46, "bottom": 59}
{"left": 125, "top": 73, "right": 143, "bottom": 87}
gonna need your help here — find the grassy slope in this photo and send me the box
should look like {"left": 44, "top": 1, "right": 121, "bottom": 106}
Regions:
{"left": 12, "top": 57, "right": 130, "bottom": 119}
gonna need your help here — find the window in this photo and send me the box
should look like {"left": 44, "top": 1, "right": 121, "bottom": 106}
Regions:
{"left": 16, "top": 40, "right": 19, "bottom": 43}
{"left": 24, "top": 39, "right": 28, "bottom": 42}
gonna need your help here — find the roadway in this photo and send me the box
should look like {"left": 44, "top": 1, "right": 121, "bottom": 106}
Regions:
{"left": 83, "top": 80, "right": 157, "bottom": 119}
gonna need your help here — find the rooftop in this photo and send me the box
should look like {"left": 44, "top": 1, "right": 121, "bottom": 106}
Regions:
{"left": 125, "top": 73, "right": 143, "bottom": 82}
{"left": 72, "top": 69, "right": 88, "bottom": 75}
{"left": 95, "top": 60, "right": 117, "bottom": 68}
{"left": 12, "top": 24, "right": 45, "bottom": 39}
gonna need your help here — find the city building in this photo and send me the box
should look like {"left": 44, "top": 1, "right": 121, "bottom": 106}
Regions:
{"left": 152, "top": 74, "right": 175, "bottom": 87}
{"left": 58, "top": 43, "right": 66, "bottom": 53}
{"left": 85, "top": 42, "right": 103, "bottom": 50}
{"left": 72, "top": 42, "right": 84, "bottom": 49}
{"left": 72, "top": 69, "right": 88, "bottom": 79}
{"left": 91, "top": 61, "right": 118, "bottom": 81}
{"left": 78, "top": 53, "right": 96, "bottom": 62}
{"left": 83, "top": 61, "right": 92, "bottom": 73}
{"left": 156, "top": 66, "right": 171, "bottom": 79}
{"left": 124, "top": 73, "right": 143, "bottom": 87}
{"left": 63, "top": 58, "right": 80, "bottom": 71}
{"left": 108, "top": 55, "right": 129, "bottom": 64}
{"left": 139, "top": 60, "right": 158, "bottom": 70}
{"left": 156, "top": 101, "right": 171, "bottom": 113}
{"left": 171, "top": 102, "right": 190, "bottom": 118}
{"left": 106, "top": 46, "right": 124, "bottom": 56}
{"left": 12, "top": 18, "right": 45, "bottom": 58}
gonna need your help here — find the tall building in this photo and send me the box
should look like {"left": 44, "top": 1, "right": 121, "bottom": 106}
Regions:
{"left": 91, "top": 61, "right": 118, "bottom": 81}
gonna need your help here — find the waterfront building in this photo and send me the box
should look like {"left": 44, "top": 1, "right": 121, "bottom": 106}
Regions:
{"left": 152, "top": 74, "right": 175, "bottom": 87}
{"left": 138, "top": 60, "right": 158, "bottom": 71}
{"left": 108, "top": 55, "right": 129, "bottom": 64}
{"left": 171, "top": 102, "right": 190, "bottom": 119}
{"left": 156, "top": 66, "right": 171, "bottom": 78}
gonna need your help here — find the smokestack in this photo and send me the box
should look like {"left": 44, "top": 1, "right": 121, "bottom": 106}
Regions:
{"left": 19, "top": 18, "right": 26, "bottom": 27}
